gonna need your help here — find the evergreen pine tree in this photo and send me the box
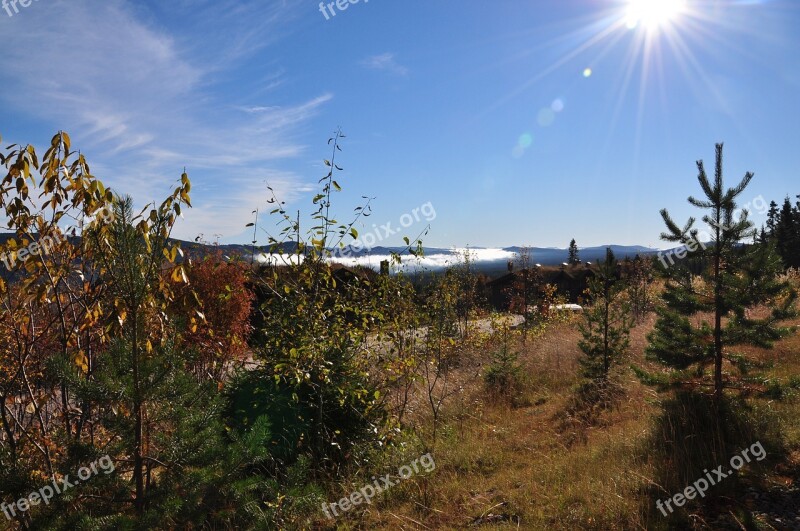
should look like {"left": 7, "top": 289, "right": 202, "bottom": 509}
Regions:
{"left": 626, "top": 254, "right": 655, "bottom": 322}
{"left": 568, "top": 239, "right": 580, "bottom": 265}
{"left": 774, "top": 196, "right": 800, "bottom": 268}
{"left": 44, "top": 342, "right": 275, "bottom": 529}
{"left": 793, "top": 195, "right": 800, "bottom": 264}
{"left": 766, "top": 200, "right": 780, "bottom": 235}
{"left": 36, "top": 197, "right": 274, "bottom": 528}
{"left": 578, "top": 248, "right": 632, "bottom": 382}
{"left": 644, "top": 144, "right": 797, "bottom": 401}
{"left": 484, "top": 321, "right": 523, "bottom": 404}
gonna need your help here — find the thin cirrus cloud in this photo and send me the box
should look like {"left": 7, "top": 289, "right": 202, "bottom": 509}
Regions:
{"left": 360, "top": 53, "right": 410, "bottom": 76}
{"left": 0, "top": 0, "right": 330, "bottom": 242}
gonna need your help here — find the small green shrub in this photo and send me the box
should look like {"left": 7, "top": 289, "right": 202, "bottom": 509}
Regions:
{"left": 483, "top": 342, "right": 524, "bottom": 405}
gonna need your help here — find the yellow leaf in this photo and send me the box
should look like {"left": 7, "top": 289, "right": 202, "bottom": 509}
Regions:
{"left": 74, "top": 351, "right": 89, "bottom": 373}
{"left": 171, "top": 266, "right": 185, "bottom": 282}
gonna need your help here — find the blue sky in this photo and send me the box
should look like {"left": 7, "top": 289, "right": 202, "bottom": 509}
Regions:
{"left": 1, "top": 0, "right": 798, "bottom": 250}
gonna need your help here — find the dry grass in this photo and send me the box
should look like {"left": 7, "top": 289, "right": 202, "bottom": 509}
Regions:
{"left": 318, "top": 307, "right": 800, "bottom": 530}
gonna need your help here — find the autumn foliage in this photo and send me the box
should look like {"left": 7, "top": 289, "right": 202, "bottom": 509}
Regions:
{"left": 175, "top": 250, "right": 253, "bottom": 382}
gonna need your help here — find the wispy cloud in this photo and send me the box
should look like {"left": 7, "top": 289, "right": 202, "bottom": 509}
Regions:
{"left": 181, "top": 170, "right": 316, "bottom": 240}
{"left": 360, "top": 53, "right": 409, "bottom": 76}
{"left": 0, "top": 0, "right": 329, "bottom": 242}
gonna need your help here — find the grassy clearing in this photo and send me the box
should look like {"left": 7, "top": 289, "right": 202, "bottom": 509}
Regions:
{"left": 314, "top": 309, "right": 800, "bottom": 530}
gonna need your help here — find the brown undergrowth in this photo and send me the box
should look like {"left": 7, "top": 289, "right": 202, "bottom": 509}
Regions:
{"left": 317, "top": 306, "right": 800, "bottom": 530}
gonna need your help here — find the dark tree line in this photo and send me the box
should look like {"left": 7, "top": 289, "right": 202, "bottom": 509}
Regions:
{"left": 761, "top": 195, "right": 800, "bottom": 269}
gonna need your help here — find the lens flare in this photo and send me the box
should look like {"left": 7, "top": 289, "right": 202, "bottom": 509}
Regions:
{"left": 537, "top": 108, "right": 555, "bottom": 127}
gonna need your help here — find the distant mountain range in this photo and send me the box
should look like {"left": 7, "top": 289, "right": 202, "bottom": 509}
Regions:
{"left": 319, "top": 244, "right": 660, "bottom": 277}
{"left": 0, "top": 232, "right": 660, "bottom": 278}
{"left": 325, "top": 244, "right": 657, "bottom": 262}
{"left": 496, "top": 245, "right": 657, "bottom": 264}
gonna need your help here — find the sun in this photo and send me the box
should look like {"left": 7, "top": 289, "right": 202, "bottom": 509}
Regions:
{"left": 625, "top": 0, "right": 687, "bottom": 31}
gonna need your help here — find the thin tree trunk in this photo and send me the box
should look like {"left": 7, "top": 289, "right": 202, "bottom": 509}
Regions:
{"left": 713, "top": 207, "right": 723, "bottom": 402}
{"left": 132, "top": 312, "right": 145, "bottom": 514}
{"left": 603, "top": 295, "right": 610, "bottom": 376}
